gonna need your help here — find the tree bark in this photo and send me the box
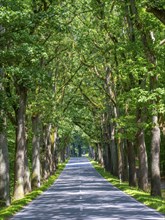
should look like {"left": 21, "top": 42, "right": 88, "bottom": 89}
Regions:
{"left": 110, "top": 121, "right": 118, "bottom": 176}
{"left": 118, "top": 136, "right": 123, "bottom": 180}
{"left": 103, "top": 143, "right": 111, "bottom": 172}
{"left": 0, "top": 118, "right": 10, "bottom": 206}
{"left": 24, "top": 133, "right": 31, "bottom": 194}
{"left": 127, "top": 140, "right": 137, "bottom": 187}
{"left": 47, "top": 124, "right": 53, "bottom": 174}
{"left": 59, "top": 147, "right": 65, "bottom": 163}
{"left": 102, "top": 113, "right": 111, "bottom": 172}
{"left": 14, "top": 85, "right": 27, "bottom": 200}
{"left": 0, "top": 72, "right": 10, "bottom": 206}
{"left": 51, "top": 127, "right": 58, "bottom": 173}
{"left": 89, "top": 146, "right": 94, "bottom": 159}
{"left": 78, "top": 144, "right": 82, "bottom": 157}
{"left": 31, "top": 115, "right": 41, "bottom": 189}
{"left": 151, "top": 116, "right": 161, "bottom": 196}
{"left": 123, "top": 141, "right": 129, "bottom": 182}
{"left": 137, "top": 127, "right": 149, "bottom": 191}
{"left": 42, "top": 124, "right": 52, "bottom": 179}
{"left": 118, "top": 130, "right": 128, "bottom": 181}
{"left": 98, "top": 143, "right": 104, "bottom": 166}
{"left": 94, "top": 144, "right": 98, "bottom": 161}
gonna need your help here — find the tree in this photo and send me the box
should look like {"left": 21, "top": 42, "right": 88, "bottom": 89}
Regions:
{"left": 0, "top": 71, "right": 10, "bottom": 206}
{"left": 129, "top": 0, "right": 162, "bottom": 196}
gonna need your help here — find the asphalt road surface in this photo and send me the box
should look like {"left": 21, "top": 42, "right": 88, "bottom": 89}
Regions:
{"left": 11, "top": 157, "right": 165, "bottom": 220}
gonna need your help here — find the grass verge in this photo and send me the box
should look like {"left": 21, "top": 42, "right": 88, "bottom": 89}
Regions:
{"left": 91, "top": 160, "right": 165, "bottom": 215}
{"left": 0, "top": 161, "right": 68, "bottom": 220}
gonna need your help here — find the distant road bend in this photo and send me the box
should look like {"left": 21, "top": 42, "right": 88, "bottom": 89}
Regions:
{"left": 11, "top": 157, "right": 165, "bottom": 220}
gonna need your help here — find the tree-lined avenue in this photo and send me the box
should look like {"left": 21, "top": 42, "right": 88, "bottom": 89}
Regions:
{"left": 0, "top": 0, "right": 165, "bottom": 214}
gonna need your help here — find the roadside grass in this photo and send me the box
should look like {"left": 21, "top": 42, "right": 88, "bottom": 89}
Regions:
{"left": 0, "top": 161, "right": 67, "bottom": 220}
{"left": 91, "top": 160, "right": 165, "bottom": 215}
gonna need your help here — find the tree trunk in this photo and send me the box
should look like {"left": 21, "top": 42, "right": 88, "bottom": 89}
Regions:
{"left": 146, "top": 6, "right": 165, "bottom": 25}
{"left": 66, "top": 145, "right": 70, "bottom": 159}
{"left": 105, "top": 67, "right": 118, "bottom": 176}
{"left": 14, "top": 86, "right": 27, "bottom": 200}
{"left": 104, "top": 143, "right": 111, "bottom": 172}
{"left": 47, "top": 124, "right": 53, "bottom": 175}
{"left": 78, "top": 144, "right": 82, "bottom": 157}
{"left": 123, "top": 141, "right": 129, "bottom": 182}
{"left": 103, "top": 143, "right": 108, "bottom": 171}
{"left": 94, "top": 144, "right": 98, "bottom": 161}
{"left": 102, "top": 113, "right": 111, "bottom": 172}
{"left": 59, "top": 147, "right": 65, "bottom": 163}
{"left": 0, "top": 118, "right": 10, "bottom": 206}
{"left": 42, "top": 124, "right": 52, "bottom": 179}
{"left": 118, "top": 130, "right": 128, "bottom": 181}
{"left": 24, "top": 135, "right": 31, "bottom": 194}
{"left": 89, "top": 146, "right": 94, "bottom": 159}
{"left": 98, "top": 143, "right": 104, "bottom": 166}
{"left": 31, "top": 115, "right": 41, "bottom": 189}
{"left": 137, "top": 128, "right": 148, "bottom": 191}
{"left": 0, "top": 73, "right": 10, "bottom": 206}
{"left": 51, "top": 127, "right": 58, "bottom": 173}
{"left": 110, "top": 121, "right": 118, "bottom": 176}
{"left": 118, "top": 136, "right": 123, "bottom": 179}
{"left": 127, "top": 140, "right": 137, "bottom": 187}
{"left": 151, "top": 116, "right": 161, "bottom": 196}
{"left": 105, "top": 113, "right": 113, "bottom": 172}
{"left": 129, "top": 0, "right": 161, "bottom": 197}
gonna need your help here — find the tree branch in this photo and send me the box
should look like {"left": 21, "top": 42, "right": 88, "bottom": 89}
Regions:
{"left": 146, "top": 7, "right": 165, "bottom": 25}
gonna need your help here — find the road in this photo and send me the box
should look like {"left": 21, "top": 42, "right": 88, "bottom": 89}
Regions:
{"left": 11, "top": 157, "right": 165, "bottom": 220}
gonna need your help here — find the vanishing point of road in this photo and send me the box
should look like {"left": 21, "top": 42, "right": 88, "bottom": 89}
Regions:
{"left": 11, "top": 157, "right": 165, "bottom": 220}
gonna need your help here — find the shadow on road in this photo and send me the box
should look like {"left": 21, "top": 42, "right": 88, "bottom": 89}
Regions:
{"left": 11, "top": 157, "right": 164, "bottom": 220}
